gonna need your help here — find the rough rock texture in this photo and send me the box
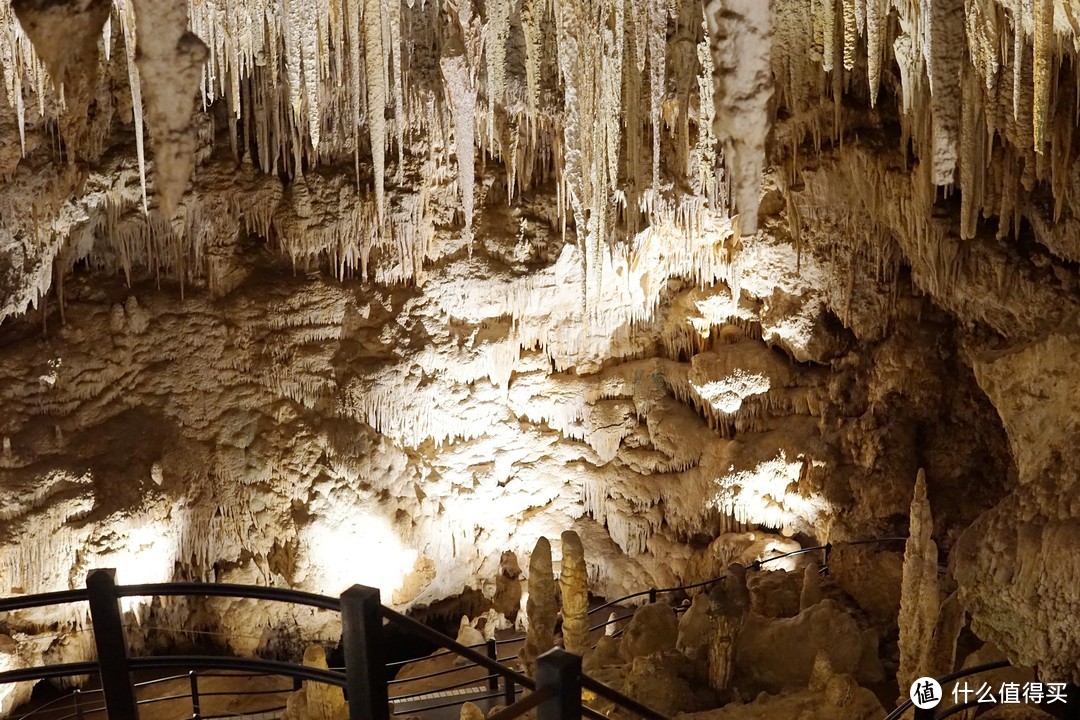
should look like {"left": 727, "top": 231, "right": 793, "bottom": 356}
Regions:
{"left": 735, "top": 600, "right": 873, "bottom": 693}
{"left": 282, "top": 645, "right": 347, "bottom": 720}
{"left": 522, "top": 536, "right": 556, "bottom": 673}
{"left": 558, "top": 530, "right": 589, "bottom": 655}
{"left": 898, "top": 470, "right": 941, "bottom": 693}
{"left": 0, "top": 0, "right": 1079, "bottom": 704}
{"left": 619, "top": 603, "right": 678, "bottom": 663}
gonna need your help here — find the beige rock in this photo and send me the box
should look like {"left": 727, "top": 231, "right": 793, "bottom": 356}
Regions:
{"left": 282, "top": 645, "right": 348, "bottom": 720}
{"left": 493, "top": 551, "right": 523, "bottom": 621}
{"left": 735, "top": 600, "right": 871, "bottom": 692}
{"left": 747, "top": 568, "right": 801, "bottom": 618}
{"left": 800, "top": 561, "right": 823, "bottom": 611}
{"left": 522, "top": 537, "right": 557, "bottom": 673}
{"left": 620, "top": 602, "right": 678, "bottom": 662}
{"left": 898, "top": 469, "right": 941, "bottom": 694}
{"left": 828, "top": 542, "right": 903, "bottom": 626}
{"left": 559, "top": 530, "right": 590, "bottom": 655}
{"left": 676, "top": 593, "right": 713, "bottom": 663}
{"left": 459, "top": 702, "right": 485, "bottom": 720}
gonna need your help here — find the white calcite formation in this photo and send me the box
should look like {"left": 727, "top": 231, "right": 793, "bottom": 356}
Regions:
{"left": 0, "top": 0, "right": 1079, "bottom": 711}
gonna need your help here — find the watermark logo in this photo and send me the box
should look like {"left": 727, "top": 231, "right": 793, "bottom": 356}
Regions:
{"left": 911, "top": 677, "right": 943, "bottom": 710}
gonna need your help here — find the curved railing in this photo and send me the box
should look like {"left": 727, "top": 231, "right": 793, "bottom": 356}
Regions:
{"left": 0, "top": 571, "right": 668, "bottom": 720}
{"left": 882, "top": 661, "right": 1013, "bottom": 720}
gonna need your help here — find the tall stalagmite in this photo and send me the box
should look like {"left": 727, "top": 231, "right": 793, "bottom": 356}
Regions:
{"left": 898, "top": 470, "right": 941, "bottom": 696}
{"left": 559, "top": 530, "right": 590, "bottom": 655}
{"left": 523, "top": 536, "right": 557, "bottom": 673}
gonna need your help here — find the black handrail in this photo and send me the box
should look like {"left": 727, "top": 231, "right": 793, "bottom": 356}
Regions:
{"left": 118, "top": 583, "right": 341, "bottom": 612}
{"left": 581, "top": 676, "right": 668, "bottom": 720}
{"left": 128, "top": 656, "right": 346, "bottom": 686}
{"left": 0, "top": 663, "right": 100, "bottom": 684}
{"left": 381, "top": 607, "right": 536, "bottom": 692}
{"left": 882, "top": 661, "right": 1013, "bottom": 720}
{"left": 0, "top": 589, "right": 90, "bottom": 613}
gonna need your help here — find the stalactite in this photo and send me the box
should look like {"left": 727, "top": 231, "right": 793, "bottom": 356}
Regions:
{"left": 1032, "top": 0, "right": 1054, "bottom": 151}
{"left": 648, "top": 0, "right": 668, "bottom": 191}
{"left": 131, "top": 0, "right": 209, "bottom": 215}
{"left": 365, "top": 0, "right": 387, "bottom": 227}
{"left": 820, "top": 0, "right": 836, "bottom": 73}
{"left": 866, "top": 0, "right": 884, "bottom": 105}
{"left": 928, "top": 0, "right": 965, "bottom": 185}
{"left": 441, "top": 20, "right": 477, "bottom": 245}
{"left": 485, "top": 0, "right": 510, "bottom": 143}
{"left": 842, "top": 0, "right": 857, "bottom": 71}
{"left": 704, "top": 0, "right": 773, "bottom": 235}
{"left": 385, "top": 0, "right": 405, "bottom": 175}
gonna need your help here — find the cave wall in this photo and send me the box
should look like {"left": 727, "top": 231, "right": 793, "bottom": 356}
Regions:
{"left": 0, "top": 0, "right": 1076, "bottom": 684}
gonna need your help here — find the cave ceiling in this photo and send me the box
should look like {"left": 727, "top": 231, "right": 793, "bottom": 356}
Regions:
{"left": 0, "top": 0, "right": 1078, "bottom": 684}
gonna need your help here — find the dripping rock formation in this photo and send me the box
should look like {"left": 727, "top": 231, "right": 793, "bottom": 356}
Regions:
{"left": 0, "top": 0, "right": 1079, "bottom": 715}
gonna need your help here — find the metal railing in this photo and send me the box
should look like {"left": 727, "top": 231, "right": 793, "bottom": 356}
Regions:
{"left": 883, "top": 661, "right": 1012, "bottom": 720}
{"left": 0, "top": 570, "right": 670, "bottom": 720}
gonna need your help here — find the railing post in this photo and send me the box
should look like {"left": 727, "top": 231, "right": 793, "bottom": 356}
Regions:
{"left": 536, "top": 648, "right": 581, "bottom": 720}
{"left": 647, "top": 588, "right": 657, "bottom": 604}
{"left": 73, "top": 689, "right": 84, "bottom": 720}
{"left": 486, "top": 640, "right": 499, "bottom": 692}
{"left": 86, "top": 569, "right": 138, "bottom": 720}
{"left": 189, "top": 671, "right": 201, "bottom": 720}
{"left": 913, "top": 707, "right": 934, "bottom": 720}
{"left": 341, "top": 585, "right": 390, "bottom": 720}
{"left": 503, "top": 675, "right": 516, "bottom": 707}
{"left": 822, "top": 543, "right": 832, "bottom": 576}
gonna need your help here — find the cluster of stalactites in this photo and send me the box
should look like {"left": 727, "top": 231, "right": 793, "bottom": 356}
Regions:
{"left": 1, "top": 0, "right": 732, "bottom": 314}
{"left": 777, "top": 0, "right": 1080, "bottom": 241}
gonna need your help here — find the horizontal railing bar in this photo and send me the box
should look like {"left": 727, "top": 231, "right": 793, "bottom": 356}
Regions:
{"left": 128, "top": 657, "right": 345, "bottom": 687}
{"left": 116, "top": 584, "right": 341, "bottom": 612}
{"left": 388, "top": 663, "right": 479, "bottom": 684}
{"left": 0, "top": 590, "right": 89, "bottom": 613}
{"left": 381, "top": 608, "right": 536, "bottom": 691}
{"left": 48, "top": 705, "right": 108, "bottom": 720}
{"left": 486, "top": 686, "right": 553, "bottom": 720}
{"left": 135, "top": 693, "right": 194, "bottom": 705}
{"left": 391, "top": 692, "right": 505, "bottom": 714}
{"left": 194, "top": 688, "right": 294, "bottom": 698}
{"left": 882, "top": 661, "right": 1012, "bottom": 720}
{"left": 0, "top": 662, "right": 99, "bottom": 684}
{"left": 133, "top": 673, "right": 192, "bottom": 687}
{"left": 588, "top": 614, "right": 634, "bottom": 633}
{"left": 387, "top": 648, "right": 456, "bottom": 668}
{"left": 391, "top": 675, "right": 499, "bottom": 702}
{"left": 203, "top": 708, "right": 285, "bottom": 720}
{"left": 581, "top": 675, "right": 669, "bottom": 720}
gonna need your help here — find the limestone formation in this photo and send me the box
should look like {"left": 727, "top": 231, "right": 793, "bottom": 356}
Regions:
{"left": 619, "top": 603, "right": 679, "bottom": 663}
{"left": 559, "top": 530, "right": 590, "bottom": 655}
{"left": 1, "top": 0, "right": 1080, "bottom": 710}
{"left": 800, "top": 561, "right": 823, "bottom": 611}
{"left": 492, "top": 550, "right": 523, "bottom": 622}
{"left": 282, "top": 645, "right": 347, "bottom": 720}
{"left": 898, "top": 470, "right": 942, "bottom": 694}
{"left": 522, "top": 536, "right": 556, "bottom": 673}
{"left": 676, "top": 593, "right": 713, "bottom": 663}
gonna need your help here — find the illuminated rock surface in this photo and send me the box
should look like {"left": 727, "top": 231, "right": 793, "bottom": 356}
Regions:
{"left": 0, "top": 0, "right": 1078, "bottom": 713}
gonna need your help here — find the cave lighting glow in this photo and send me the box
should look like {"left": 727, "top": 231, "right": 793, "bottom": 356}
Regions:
{"left": 302, "top": 513, "right": 418, "bottom": 599}
{"left": 711, "top": 451, "right": 831, "bottom": 559}
{"left": 101, "top": 521, "right": 178, "bottom": 613}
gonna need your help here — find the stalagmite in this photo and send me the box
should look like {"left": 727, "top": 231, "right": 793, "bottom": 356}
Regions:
{"left": 522, "top": 536, "right": 556, "bottom": 674}
{"left": 559, "top": 530, "right": 590, "bottom": 655}
{"left": 707, "top": 564, "right": 749, "bottom": 692}
{"left": 493, "top": 551, "right": 523, "bottom": 622}
{"left": 130, "top": 0, "right": 209, "bottom": 215}
{"left": 898, "top": 469, "right": 941, "bottom": 697}
{"left": 282, "top": 646, "right": 348, "bottom": 720}
{"left": 800, "top": 560, "right": 823, "bottom": 610}
{"left": 704, "top": 0, "right": 773, "bottom": 235}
